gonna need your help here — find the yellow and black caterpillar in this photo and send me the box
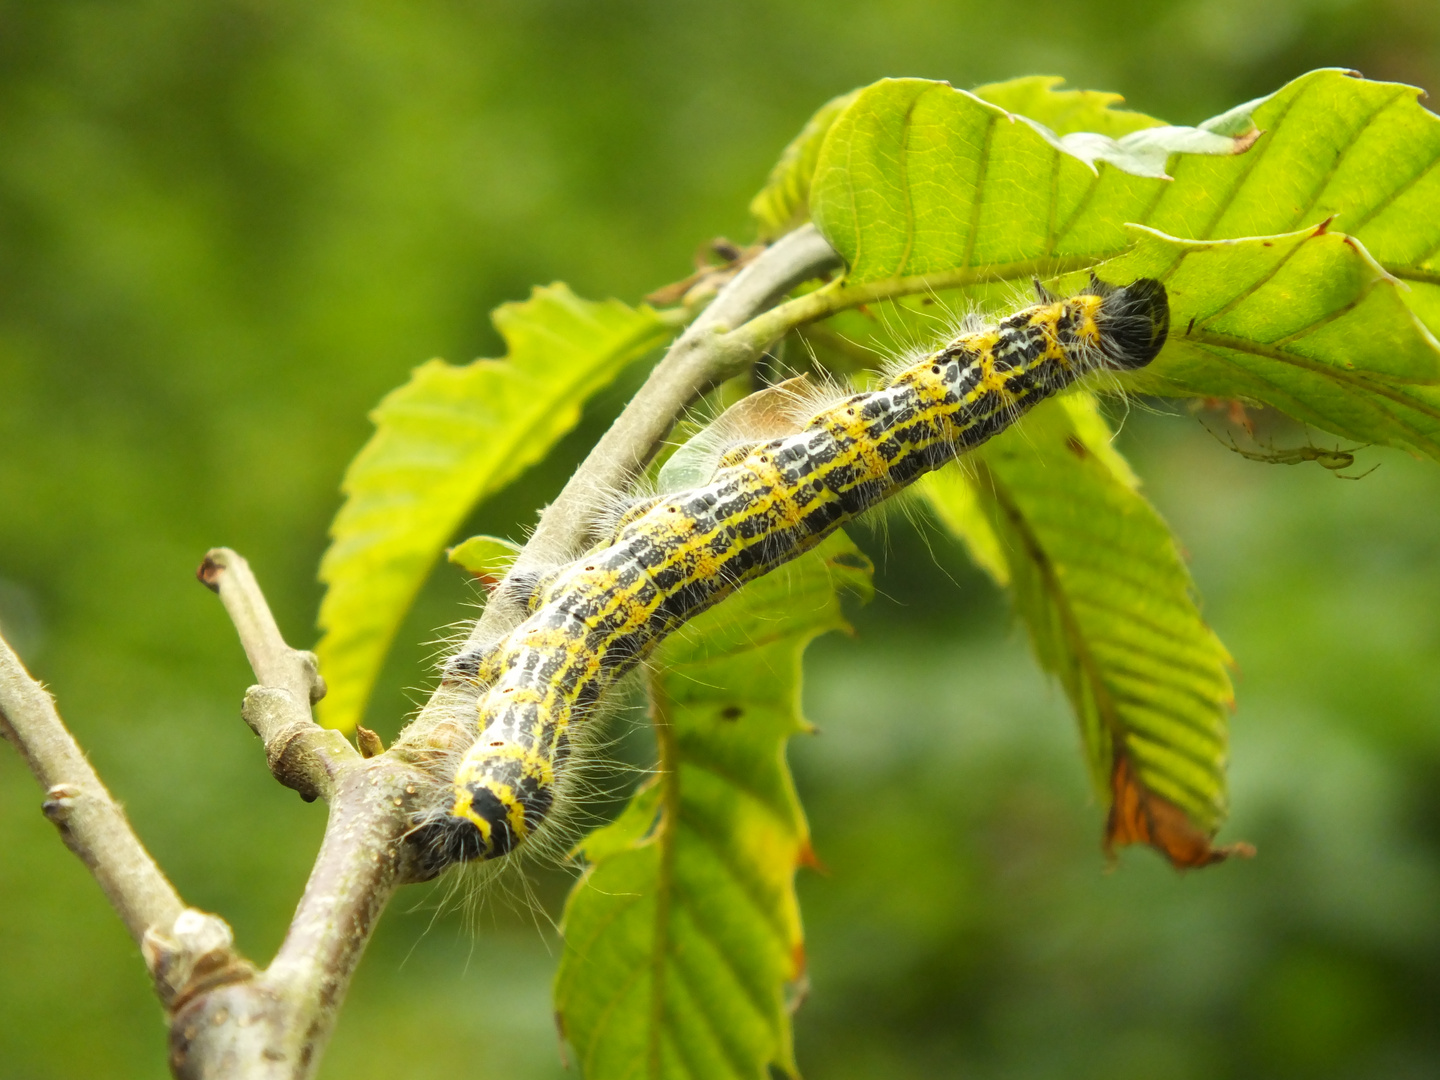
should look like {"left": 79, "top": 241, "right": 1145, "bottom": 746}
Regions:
{"left": 416, "top": 276, "right": 1170, "bottom": 870}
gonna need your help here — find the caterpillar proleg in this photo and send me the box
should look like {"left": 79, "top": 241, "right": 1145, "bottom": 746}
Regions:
{"left": 415, "top": 276, "right": 1170, "bottom": 871}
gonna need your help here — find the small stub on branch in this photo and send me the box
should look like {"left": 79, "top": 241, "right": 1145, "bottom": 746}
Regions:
{"left": 41, "top": 782, "right": 83, "bottom": 823}
{"left": 195, "top": 553, "right": 226, "bottom": 593}
{"left": 356, "top": 726, "right": 385, "bottom": 758}
{"left": 143, "top": 908, "right": 254, "bottom": 1010}
{"left": 296, "top": 650, "right": 328, "bottom": 704}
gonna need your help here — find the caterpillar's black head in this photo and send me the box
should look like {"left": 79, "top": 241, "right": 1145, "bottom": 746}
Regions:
{"left": 410, "top": 811, "right": 491, "bottom": 879}
{"left": 410, "top": 766, "right": 560, "bottom": 875}
{"left": 1093, "top": 276, "right": 1169, "bottom": 370}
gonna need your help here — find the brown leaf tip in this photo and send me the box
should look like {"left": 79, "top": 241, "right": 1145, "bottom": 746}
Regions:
{"left": 797, "top": 838, "right": 829, "bottom": 874}
{"left": 1105, "top": 754, "right": 1253, "bottom": 870}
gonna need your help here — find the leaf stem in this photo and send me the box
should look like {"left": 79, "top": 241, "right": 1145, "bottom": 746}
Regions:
{"left": 727, "top": 253, "right": 1101, "bottom": 352}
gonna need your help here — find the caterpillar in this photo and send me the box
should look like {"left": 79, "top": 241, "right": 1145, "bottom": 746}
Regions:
{"left": 414, "top": 275, "right": 1170, "bottom": 871}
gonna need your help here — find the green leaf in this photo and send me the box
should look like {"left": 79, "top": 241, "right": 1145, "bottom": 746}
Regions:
{"left": 808, "top": 77, "right": 1259, "bottom": 285}
{"left": 316, "top": 284, "right": 675, "bottom": 731}
{"left": 794, "top": 68, "right": 1440, "bottom": 455}
{"left": 922, "top": 394, "right": 1243, "bottom": 868}
{"left": 919, "top": 464, "right": 1009, "bottom": 586}
{"left": 748, "top": 74, "right": 1165, "bottom": 247}
{"left": 1145, "top": 70, "right": 1440, "bottom": 338}
{"left": 446, "top": 533, "right": 522, "bottom": 586}
{"left": 555, "top": 533, "right": 873, "bottom": 1079}
{"left": 1098, "top": 225, "right": 1440, "bottom": 457}
{"left": 972, "top": 76, "right": 1164, "bottom": 138}
{"left": 807, "top": 70, "right": 1440, "bottom": 337}
{"left": 749, "top": 89, "right": 860, "bottom": 241}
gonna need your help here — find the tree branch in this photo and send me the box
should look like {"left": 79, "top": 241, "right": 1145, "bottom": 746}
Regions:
{"left": 398, "top": 224, "right": 842, "bottom": 745}
{"left": 9, "top": 226, "right": 844, "bottom": 1079}
{"left": 198, "top": 548, "right": 359, "bottom": 801}
{"left": 0, "top": 632, "right": 250, "bottom": 1010}
{"left": 167, "top": 549, "right": 432, "bottom": 1079}
{"left": 167, "top": 760, "right": 424, "bottom": 1080}
{"left": 198, "top": 548, "right": 327, "bottom": 706}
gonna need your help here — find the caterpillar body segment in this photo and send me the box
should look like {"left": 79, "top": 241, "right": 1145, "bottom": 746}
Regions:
{"left": 416, "top": 278, "right": 1170, "bottom": 871}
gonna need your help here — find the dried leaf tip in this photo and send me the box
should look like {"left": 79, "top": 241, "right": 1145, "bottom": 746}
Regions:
{"left": 1105, "top": 755, "right": 1255, "bottom": 870}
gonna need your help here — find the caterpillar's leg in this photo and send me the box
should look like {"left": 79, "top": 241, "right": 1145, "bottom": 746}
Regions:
{"left": 441, "top": 641, "right": 500, "bottom": 687}
{"left": 486, "top": 565, "right": 561, "bottom": 614}
{"left": 598, "top": 495, "right": 663, "bottom": 546}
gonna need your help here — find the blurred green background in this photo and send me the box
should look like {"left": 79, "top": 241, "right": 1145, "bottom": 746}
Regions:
{"left": 2, "top": 1, "right": 1439, "bottom": 1077}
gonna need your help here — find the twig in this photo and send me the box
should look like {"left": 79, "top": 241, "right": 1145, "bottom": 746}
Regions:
{"left": 198, "top": 548, "right": 358, "bottom": 801}
{"left": 0, "top": 632, "right": 249, "bottom": 1010}
{"left": 402, "top": 223, "right": 842, "bottom": 726}
{"left": 198, "top": 548, "right": 327, "bottom": 706}
{"left": 170, "top": 549, "right": 429, "bottom": 1078}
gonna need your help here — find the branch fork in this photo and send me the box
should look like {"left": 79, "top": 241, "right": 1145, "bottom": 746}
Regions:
{"left": 0, "top": 224, "right": 844, "bottom": 1078}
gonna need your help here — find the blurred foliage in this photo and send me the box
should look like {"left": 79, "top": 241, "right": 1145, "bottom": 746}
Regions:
{"left": 1, "top": 1, "right": 1438, "bottom": 1078}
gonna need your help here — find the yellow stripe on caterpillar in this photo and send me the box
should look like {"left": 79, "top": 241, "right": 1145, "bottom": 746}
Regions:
{"left": 413, "top": 276, "right": 1170, "bottom": 871}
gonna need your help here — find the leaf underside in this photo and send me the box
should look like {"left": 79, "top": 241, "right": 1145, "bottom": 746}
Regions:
{"left": 766, "top": 69, "right": 1440, "bottom": 855}
{"left": 1101, "top": 225, "right": 1440, "bottom": 457}
{"left": 921, "top": 395, "right": 1243, "bottom": 867}
{"left": 315, "top": 284, "right": 674, "bottom": 730}
{"left": 555, "top": 533, "right": 873, "bottom": 1080}
{"left": 795, "top": 72, "right": 1440, "bottom": 437}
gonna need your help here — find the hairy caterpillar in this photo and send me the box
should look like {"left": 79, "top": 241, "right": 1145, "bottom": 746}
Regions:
{"left": 414, "top": 276, "right": 1170, "bottom": 871}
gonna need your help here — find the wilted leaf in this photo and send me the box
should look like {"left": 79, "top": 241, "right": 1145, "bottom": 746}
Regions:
{"left": 922, "top": 395, "right": 1244, "bottom": 867}
{"left": 316, "top": 284, "right": 675, "bottom": 730}
{"left": 654, "top": 375, "right": 814, "bottom": 494}
{"left": 555, "top": 533, "right": 872, "bottom": 1078}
